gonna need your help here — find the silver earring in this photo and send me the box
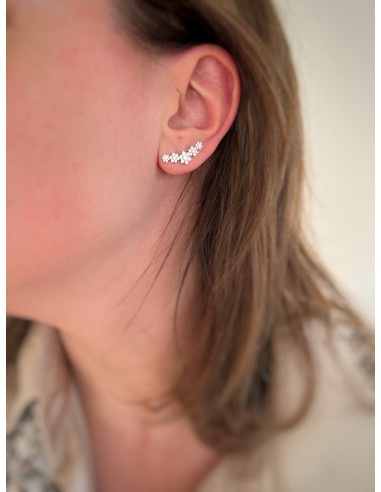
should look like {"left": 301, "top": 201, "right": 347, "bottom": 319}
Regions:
{"left": 162, "top": 141, "right": 203, "bottom": 166}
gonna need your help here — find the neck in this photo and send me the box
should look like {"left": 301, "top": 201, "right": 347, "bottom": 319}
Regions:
{"left": 7, "top": 184, "right": 223, "bottom": 488}
{"left": 55, "top": 247, "right": 220, "bottom": 492}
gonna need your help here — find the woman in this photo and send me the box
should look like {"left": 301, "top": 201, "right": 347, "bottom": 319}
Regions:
{"left": 6, "top": 0, "right": 374, "bottom": 491}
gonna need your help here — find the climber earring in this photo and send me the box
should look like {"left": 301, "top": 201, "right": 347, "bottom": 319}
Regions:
{"left": 162, "top": 141, "right": 203, "bottom": 166}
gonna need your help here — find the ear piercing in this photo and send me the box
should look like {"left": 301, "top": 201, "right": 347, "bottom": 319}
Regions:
{"left": 162, "top": 141, "right": 203, "bottom": 166}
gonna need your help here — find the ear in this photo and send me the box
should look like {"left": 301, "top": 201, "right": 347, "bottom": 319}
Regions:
{"left": 158, "top": 44, "right": 241, "bottom": 175}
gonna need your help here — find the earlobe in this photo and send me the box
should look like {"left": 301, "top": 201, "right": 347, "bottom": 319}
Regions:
{"left": 158, "top": 45, "right": 241, "bottom": 176}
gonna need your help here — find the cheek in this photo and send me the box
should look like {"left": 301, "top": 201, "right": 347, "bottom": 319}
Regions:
{"left": 6, "top": 17, "right": 160, "bottom": 290}
{"left": 6, "top": 70, "right": 86, "bottom": 288}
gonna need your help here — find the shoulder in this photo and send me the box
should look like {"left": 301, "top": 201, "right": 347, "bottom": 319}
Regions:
{"left": 269, "top": 320, "right": 374, "bottom": 492}
{"left": 198, "top": 320, "right": 374, "bottom": 492}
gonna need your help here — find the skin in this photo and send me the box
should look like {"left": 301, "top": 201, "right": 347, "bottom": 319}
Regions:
{"left": 6, "top": 0, "right": 241, "bottom": 490}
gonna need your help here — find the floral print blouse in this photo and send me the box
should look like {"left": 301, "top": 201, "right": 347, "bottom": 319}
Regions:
{"left": 6, "top": 320, "right": 374, "bottom": 492}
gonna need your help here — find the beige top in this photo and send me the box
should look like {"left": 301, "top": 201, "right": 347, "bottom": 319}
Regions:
{"left": 6, "top": 320, "right": 374, "bottom": 492}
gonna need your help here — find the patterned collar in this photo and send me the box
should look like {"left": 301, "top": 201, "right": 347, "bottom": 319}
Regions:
{"left": 6, "top": 319, "right": 375, "bottom": 492}
{"left": 6, "top": 322, "right": 96, "bottom": 492}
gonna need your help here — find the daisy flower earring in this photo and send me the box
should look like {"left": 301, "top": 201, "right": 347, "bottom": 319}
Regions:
{"left": 162, "top": 141, "right": 203, "bottom": 166}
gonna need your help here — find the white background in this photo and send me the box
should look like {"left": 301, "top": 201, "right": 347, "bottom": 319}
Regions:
{"left": 276, "top": 0, "right": 374, "bottom": 323}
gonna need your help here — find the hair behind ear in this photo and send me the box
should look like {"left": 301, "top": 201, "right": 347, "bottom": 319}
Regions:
{"left": 6, "top": 0, "right": 372, "bottom": 454}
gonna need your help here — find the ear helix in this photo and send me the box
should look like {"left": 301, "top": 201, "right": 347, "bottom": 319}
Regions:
{"left": 161, "top": 141, "right": 203, "bottom": 166}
